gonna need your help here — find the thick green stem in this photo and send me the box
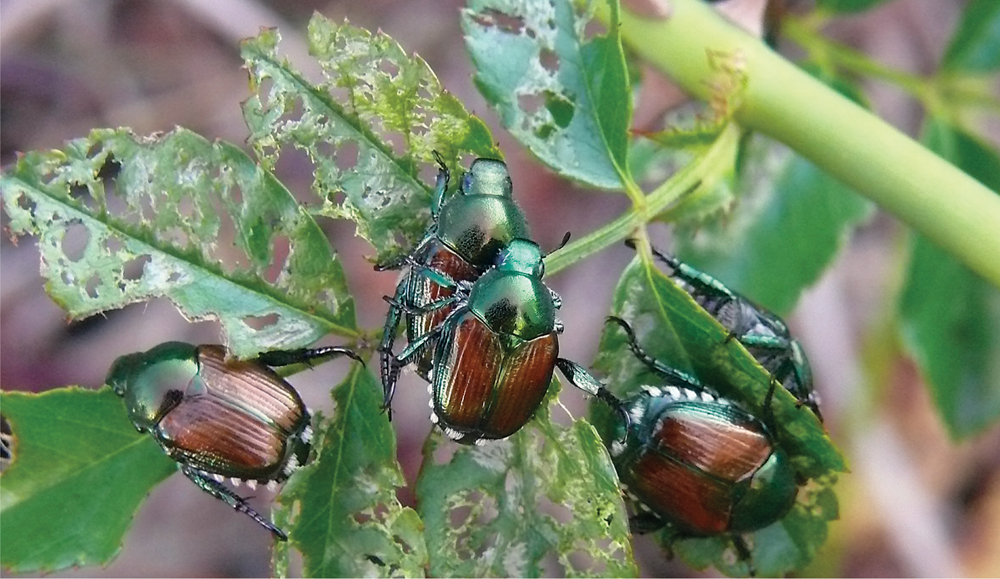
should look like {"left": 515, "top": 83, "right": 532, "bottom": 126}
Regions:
{"left": 597, "top": 0, "right": 1000, "bottom": 289}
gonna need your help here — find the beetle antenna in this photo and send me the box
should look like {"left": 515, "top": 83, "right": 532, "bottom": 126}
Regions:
{"left": 556, "top": 231, "right": 571, "bottom": 251}
{"left": 432, "top": 150, "right": 447, "bottom": 172}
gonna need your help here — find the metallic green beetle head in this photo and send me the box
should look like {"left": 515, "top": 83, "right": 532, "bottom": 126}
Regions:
{"left": 107, "top": 342, "right": 200, "bottom": 432}
{"left": 494, "top": 238, "right": 545, "bottom": 278}
{"left": 462, "top": 158, "right": 513, "bottom": 198}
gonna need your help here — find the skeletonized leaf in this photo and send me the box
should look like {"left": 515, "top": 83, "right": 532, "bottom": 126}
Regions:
{"left": 0, "top": 128, "right": 356, "bottom": 358}
{"left": 416, "top": 385, "right": 637, "bottom": 578}
{"left": 241, "top": 16, "right": 500, "bottom": 262}
{"left": 277, "top": 366, "right": 427, "bottom": 577}
{"left": 463, "top": 0, "right": 632, "bottom": 190}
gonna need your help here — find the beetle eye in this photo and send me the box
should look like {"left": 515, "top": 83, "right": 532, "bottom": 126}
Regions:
{"left": 462, "top": 172, "right": 474, "bottom": 192}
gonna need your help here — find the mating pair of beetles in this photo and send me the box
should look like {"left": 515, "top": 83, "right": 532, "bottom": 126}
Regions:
{"left": 106, "top": 155, "right": 821, "bottom": 557}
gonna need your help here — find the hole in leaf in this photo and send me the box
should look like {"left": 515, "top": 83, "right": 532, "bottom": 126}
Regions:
{"left": 96, "top": 153, "right": 121, "bottom": 180}
{"left": 62, "top": 221, "right": 90, "bottom": 262}
{"left": 335, "top": 141, "right": 359, "bottom": 171}
{"left": 68, "top": 183, "right": 98, "bottom": 212}
{"left": 278, "top": 96, "right": 306, "bottom": 126}
{"left": 378, "top": 60, "right": 399, "bottom": 78}
{"left": 518, "top": 92, "right": 544, "bottom": 116}
{"left": 536, "top": 493, "right": 573, "bottom": 525}
{"left": 316, "top": 140, "right": 336, "bottom": 162}
{"left": 539, "top": 48, "right": 559, "bottom": 74}
{"left": 252, "top": 77, "right": 275, "bottom": 109}
{"left": 16, "top": 194, "right": 36, "bottom": 213}
{"left": 0, "top": 415, "right": 13, "bottom": 472}
{"left": 567, "top": 544, "right": 603, "bottom": 575}
{"left": 272, "top": 146, "right": 316, "bottom": 205}
{"left": 472, "top": 9, "right": 526, "bottom": 35}
{"left": 449, "top": 502, "right": 474, "bottom": 529}
{"left": 122, "top": 254, "right": 151, "bottom": 282}
{"left": 104, "top": 237, "right": 124, "bottom": 254}
{"left": 229, "top": 184, "right": 243, "bottom": 207}
{"left": 432, "top": 436, "right": 460, "bottom": 465}
{"left": 85, "top": 274, "right": 101, "bottom": 299}
{"left": 264, "top": 236, "right": 290, "bottom": 284}
{"left": 243, "top": 313, "right": 280, "bottom": 331}
{"left": 583, "top": 17, "right": 608, "bottom": 41}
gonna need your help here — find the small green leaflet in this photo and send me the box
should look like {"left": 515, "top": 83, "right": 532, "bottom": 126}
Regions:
{"left": 463, "top": 0, "right": 633, "bottom": 190}
{"left": 813, "top": 0, "right": 891, "bottom": 14}
{"left": 241, "top": 15, "right": 500, "bottom": 263}
{"left": 416, "top": 384, "right": 637, "bottom": 578}
{"left": 0, "top": 128, "right": 356, "bottom": 358}
{"left": 899, "top": 118, "right": 1000, "bottom": 440}
{"left": 591, "top": 256, "right": 843, "bottom": 577}
{"left": 942, "top": 0, "right": 1000, "bottom": 73}
{"left": 0, "top": 387, "right": 177, "bottom": 572}
{"left": 275, "top": 366, "right": 427, "bottom": 577}
{"left": 673, "top": 133, "right": 874, "bottom": 315}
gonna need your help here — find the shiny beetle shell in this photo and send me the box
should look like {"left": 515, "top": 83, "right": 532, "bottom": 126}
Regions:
{"left": 380, "top": 157, "right": 529, "bottom": 388}
{"left": 614, "top": 388, "right": 798, "bottom": 535}
{"left": 108, "top": 342, "right": 310, "bottom": 481}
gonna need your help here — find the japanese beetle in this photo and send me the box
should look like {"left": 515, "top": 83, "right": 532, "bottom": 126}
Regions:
{"left": 628, "top": 241, "right": 821, "bottom": 421}
{"left": 384, "top": 238, "right": 625, "bottom": 444}
{"left": 604, "top": 317, "right": 798, "bottom": 572}
{"left": 107, "top": 342, "right": 363, "bottom": 540}
{"left": 377, "top": 154, "right": 529, "bottom": 403}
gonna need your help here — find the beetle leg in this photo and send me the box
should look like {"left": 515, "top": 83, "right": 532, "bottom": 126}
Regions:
{"left": 761, "top": 377, "right": 778, "bottom": 431}
{"left": 605, "top": 317, "right": 705, "bottom": 391}
{"left": 730, "top": 534, "right": 756, "bottom": 577}
{"left": 374, "top": 230, "right": 437, "bottom": 272}
{"left": 554, "top": 358, "right": 631, "bottom": 442}
{"left": 628, "top": 511, "right": 667, "bottom": 535}
{"left": 255, "top": 346, "right": 364, "bottom": 368}
{"left": 384, "top": 306, "right": 466, "bottom": 411}
{"left": 644, "top": 243, "right": 738, "bottom": 301}
{"left": 383, "top": 293, "right": 461, "bottom": 315}
{"left": 548, "top": 287, "right": 563, "bottom": 309}
{"left": 181, "top": 465, "right": 287, "bottom": 541}
{"left": 431, "top": 150, "right": 450, "bottom": 218}
{"left": 406, "top": 261, "right": 461, "bottom": 289}
{"left": 378, "top": 280, "right": 412, "bottom": 413}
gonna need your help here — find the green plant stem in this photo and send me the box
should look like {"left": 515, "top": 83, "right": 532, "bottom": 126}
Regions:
{"left": 782, "top": 17, "right": 928, "bottom": 98}
{"left": 545, "top": 122, "right": 735, "bottom": 275}
{"left": 595, "top": 0, "right": 1000, "bottom": 290}
{"left": 783, "top": 17, "right": 1000, "bottom": 118}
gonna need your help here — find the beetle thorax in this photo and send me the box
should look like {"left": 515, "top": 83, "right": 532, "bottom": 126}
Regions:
{"left": 468, "top": 271, "right": 555, "bottom": 340}
{"left": 437, "top": 196, "right": 527, "bottom": 268}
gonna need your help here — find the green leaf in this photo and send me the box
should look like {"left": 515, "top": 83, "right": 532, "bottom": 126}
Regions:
{"left": 942, "top": 0, "right": 1000, "bottom": 73}
{"left": 814, "top": 0, "right": 891, "bottom": 14}
{"left": 241, "top": 16, "right": 499, "bottom": 263}
{"left": 0, "top": 387, "right": 176, "bottom": 572}
{"left": 899, "top": 118, "right": 1000, "bottom": 440}
{"left": 463, "top": 0, "right": 633, "bottom": 190}
{"left": 276, "top": 366, "right": 427, "bottom": 577}
{"left": 674, "top": 134, "right": 874, "bottom": 315}
{"left": 0, "top": 128, "right": 356, "bottom": 358}
{"left": 416, "top": 385, "right": 637, "bottom": 578}
{"left": 591, "top": 256, "right": 843, "bottom": 577}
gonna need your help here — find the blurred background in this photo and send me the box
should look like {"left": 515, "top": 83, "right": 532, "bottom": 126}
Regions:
{"left": 2, "top": 0, "right": 999, "bottom": 576}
